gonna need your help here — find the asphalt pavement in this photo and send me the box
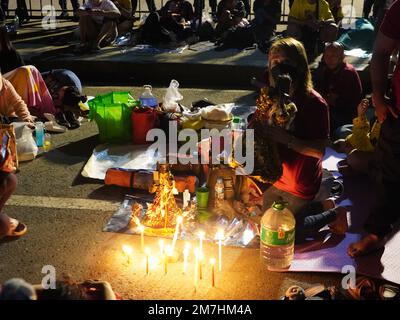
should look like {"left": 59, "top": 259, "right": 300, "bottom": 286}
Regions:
{"left": 0, "top": 85, "right": 343, "bottom": 300}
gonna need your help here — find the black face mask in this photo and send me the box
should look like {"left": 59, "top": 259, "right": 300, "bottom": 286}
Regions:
{"left": 270, "top": 60, "right": 297, "bottom": 85}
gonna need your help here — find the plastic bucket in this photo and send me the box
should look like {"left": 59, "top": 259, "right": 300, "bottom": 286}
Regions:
{"left": 131, "top": 108, "right": 158, "bottom": 145}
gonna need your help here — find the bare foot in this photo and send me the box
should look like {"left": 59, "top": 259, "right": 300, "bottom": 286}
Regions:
{"left": 328, "top": 206, "right": 348, "bottom": 235}
{"left": 347, "top": 234, "right": 381, "bottom": 258}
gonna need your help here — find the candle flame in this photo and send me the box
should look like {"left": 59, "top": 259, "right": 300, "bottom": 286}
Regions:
{"left": 184, "top": 242, "right": 191, "bottom": 252}
{"left": 177, "top": 215, "right": 183, "bottom": 224}
{"left": 216, "top": 229, "right": 224, "bottom": 240}
{"left": 144, "top": 247, "right": 151, "bottom": 255}
{"left": 122, "top": 245, "right": 133, "bottom": 256}
{"left": 210, "top": 258, "right": 216, "bottom": 265}
{"left": 198, "top": 230, "right": 205, "bottom": 239}
{"left": 138, "top": 225, "right": 145, "bottom": 233}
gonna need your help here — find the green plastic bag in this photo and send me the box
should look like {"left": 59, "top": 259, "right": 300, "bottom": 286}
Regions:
{"left": 88, "top": 92, "right": 139, "bottom": 143}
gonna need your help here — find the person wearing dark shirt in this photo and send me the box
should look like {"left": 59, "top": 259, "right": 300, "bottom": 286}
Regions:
{"left": 252, "top": 0, "right": 282, "bottom": 51}
{"left": 314, "top": 42, "right": 363, "bottom": 138}
{"left": 142, "top": 0, "right": 196, "bottom": 45}
{"left": 348, "top": 0, "right": 400, "bottom": 257}
{"left": 0, "top": 25, "right": 25, "bottom": 74}
{"left": 215, "top": 0, "right": 246, "bottom": 38}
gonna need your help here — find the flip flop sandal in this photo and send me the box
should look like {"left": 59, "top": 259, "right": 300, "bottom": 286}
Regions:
{"left": 346, "top": 276, "right": 378, "bottom": 300}
{"left": 379, "top": 284, "right": 400, "bottom": 300}
{"left": 8, "top": 218, "right": 27, "bottom": 237}
{"left": 280, "top": 285, "right": 306, "bottom": 300}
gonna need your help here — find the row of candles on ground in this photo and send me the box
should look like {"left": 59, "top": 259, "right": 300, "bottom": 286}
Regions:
{"left": 122, "top": 218, "right": 224, "bottom": 288}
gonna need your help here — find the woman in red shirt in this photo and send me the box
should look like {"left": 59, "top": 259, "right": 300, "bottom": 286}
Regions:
{"left": 257, "top": 37, "right": 348, "bottom": 241}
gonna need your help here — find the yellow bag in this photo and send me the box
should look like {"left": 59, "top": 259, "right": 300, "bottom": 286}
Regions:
{"left": 0, "top": 124, "right": 18, "bottom": 173}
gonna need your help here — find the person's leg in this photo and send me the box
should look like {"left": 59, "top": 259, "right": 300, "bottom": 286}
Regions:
{"left": 71, "top": 0, "right": 80, "bottom": 11}
{"left": 348, "top": 114, "right": 400, "bottom": 257}
{"left": 117, "top": 20, "right": 133, "bottom": 35}
{"left": 0, "top": 171, "right": 17, "bottom": 238}
{"left": 347, "top": 150, "right": 374, "bottom": 174}
{"left": 145, "top": 0, "right": 156, "bottom": 13}
{"left": 363, "top": 0, "right": 375, "bottom": 18}
{"left": 0, "top": 5, "right": 4, "bottom": 21}
{"left": 96, "top": 19, "right": 117, "bottom": 48}
{"left": 3, "top": 66, "right": 56, "bottom": 117}
{"left": 79, "top": 15, "right": 98, "bottom": 47}
{"left": 209, "top": 0, "right": 217, "bottom": 15}
{"left": 59, "top": 0, "right": 67, "bottom": 11}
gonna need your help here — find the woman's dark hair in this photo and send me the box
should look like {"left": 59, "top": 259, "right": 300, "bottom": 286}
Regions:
{"left": 62, "top": 86, "right": 87, "bottom": 108}
{"left": 36, "top": 279, "right": 88, "bottom": 300}
{"left": 0, "top": 24, "right": 15, "bottom": 53}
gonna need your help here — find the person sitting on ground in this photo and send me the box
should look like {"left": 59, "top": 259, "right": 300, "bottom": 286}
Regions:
{"left": 333, "top": 98, "right": 381, "bottom": 176}
{"left": 112, "top": 0, "right": 134, "bottom": 35}
{"left": 347, "top": 0, "right": 400, "bottom": 258}
{"left": 0, "top": 277, "right": 118, "bottom": 300}
{"left": 0, "top": 24, "right": 25, "bottom": 75}
{"left": 214, "top": 0, "right": 255, "bottom": 50}
{"left": 75, "top": 0, "right": 121, "bottom": 53}
{"left": 141, "top": 0, "right": 196, "bottom": 46}
{"left": 215, "top": 0, "right": 247, "bottom": 38}
{"left": 42, "top": 69, "right": 87, "bottom": 129}
{"left": 0, "top": 26, "right": 56, "bottom": 119}
{"left": 0, "top": 73, "right": 34, "bottom": 241}
{"left": 249, "top": 37, "right": 348, "bottom": 242}
{"left": 252, "top": 0, "right": 282, "bottom": 52}
{"left": 314, "top": 41, "right": 362, "bottom": 139}
{"left": 286, "top": 0, "right": 338, "bottom": 57}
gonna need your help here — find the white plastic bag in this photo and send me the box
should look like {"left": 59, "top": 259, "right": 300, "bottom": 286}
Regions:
{"left": 12, "top": 123, "right": 38, "bottom": 162}
{"left": 162, "top": 79, "right": 183, "bottom": 112}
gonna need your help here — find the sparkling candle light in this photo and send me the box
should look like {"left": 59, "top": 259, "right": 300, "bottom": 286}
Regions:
{"left": 122, "top": 245, "right": 133, "bottom": 265}
{"left": 198, "top": 230, "right": 205, "bottom": 257}
{"left": 145, "top": 247, "right": 150, "bottom": 275}
{"left": 170, "top": 216, "right": 183, "bottom": 256}
{"left": 216, "top": 229, "right": 224, "bottom": 272}
{"left": 139, "top": 225, "right": 145, "bottom": 252}
{"left": 183, "top": 243, "right": 191, "bottom": 274}
{"left": 194, "top": 248, "right": 199, "bottom": 289}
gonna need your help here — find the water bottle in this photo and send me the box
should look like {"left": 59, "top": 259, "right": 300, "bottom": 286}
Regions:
{"left": 139, "top": 85, "right": 158, "bottom": 108}
{"left": 214, "top": 177, "right": 225, "bottom": 208}
{"left": 260, "top": 201, "right": 295, "bottom": 270}
{"left": 35, "top": 122, "right": 45, "bottom": 147}
{"left": 231, "top": 117, "right": 240, "bottom": 130}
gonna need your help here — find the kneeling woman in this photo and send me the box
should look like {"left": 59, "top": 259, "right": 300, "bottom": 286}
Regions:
{"left": 252, "top": 37, "right": 348, "bottom": 242}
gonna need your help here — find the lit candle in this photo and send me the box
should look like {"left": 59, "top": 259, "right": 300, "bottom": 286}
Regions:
{"left": 145, "top": 247, "right": 150, "bottom": 275}
{"left": 164, "top": 245, "right": 171, "bottom": 275}
{"left": 198, "top": 230, "right": 205, "bottom": 257}
{"left": 139, "top": 225, "right": 145, "bottom": 252}
{"left": 210, "top": 258, "right": 216, "bottom": 287}
{"left": 122, "top": 245, "right": 133, "bottom": 265}
{"left": 183, "top": 243, "right": 191, "bottom": 274}
{"left": 216, "top": 229, "right": 224, "bottom": 272}
{"left": 159, "top": 239, "right": 165, "bottom": 256}
{"left": 171, "top": 216, "right": 183, "bottom": 256}
{"left": 199, "top": 251, "right": 203, "bottom": 280}
{"left": 194, "top": 248, "right": 199, "bottom": 289}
